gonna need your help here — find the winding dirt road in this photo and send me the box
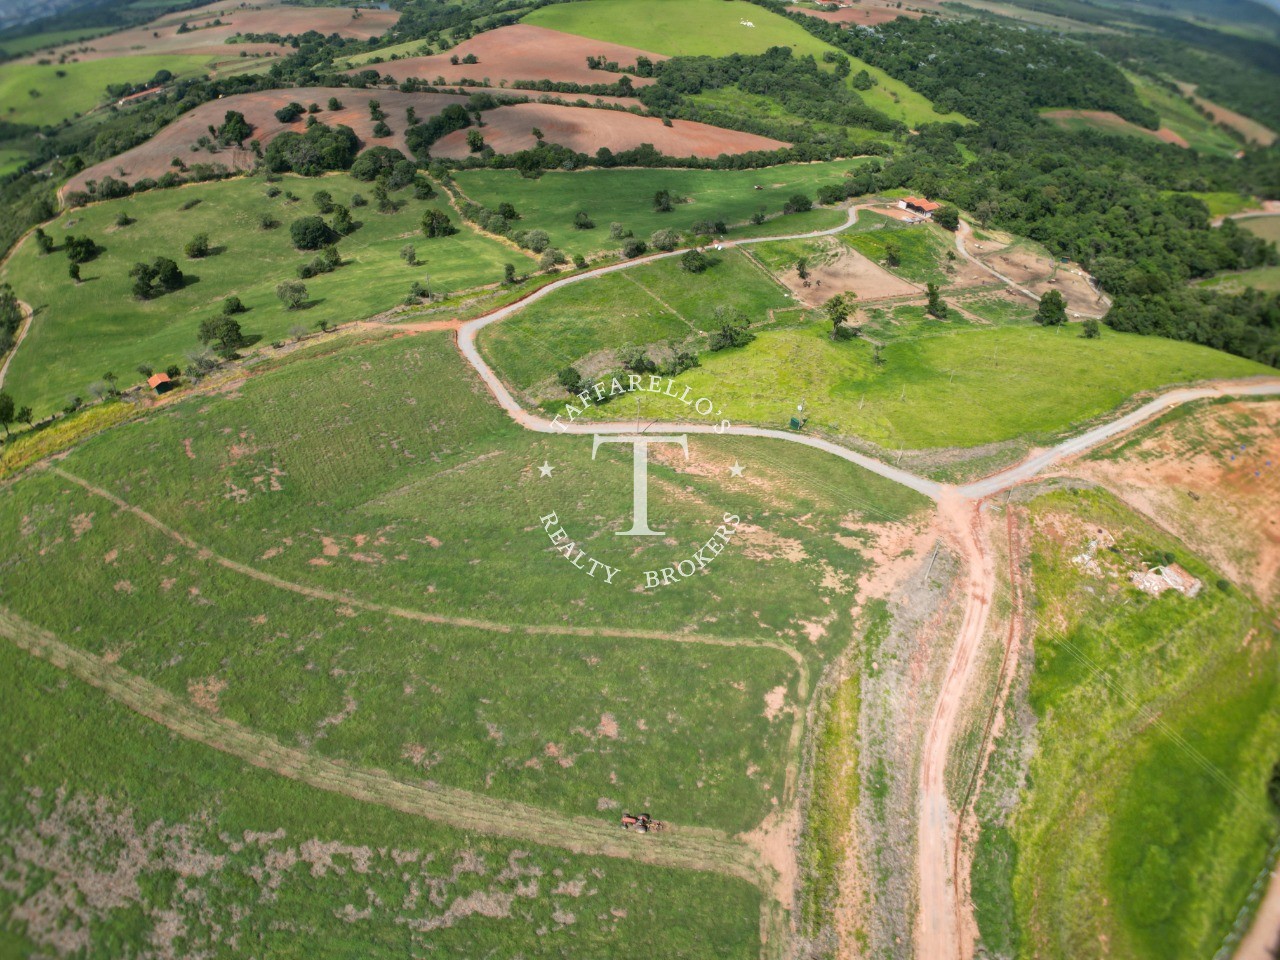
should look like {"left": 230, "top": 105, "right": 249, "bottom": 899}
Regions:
{"left": 450, "top": 210, "right": 1280, "bottom": 959}
{"left": 0, "top": 299, "right": 32, "bottom": 391}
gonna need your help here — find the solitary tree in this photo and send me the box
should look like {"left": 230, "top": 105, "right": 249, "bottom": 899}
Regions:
{"left": 466, "top": 129, "right": 485, "bottom": 152}
{"left": 926, "top": 283, "right": 947, "bottom": 319}
{"left": 783, "top": 193, "right": 812, "bottom": 214}
{"left": 653, "top": 189, "right": 673, "bottom": 213}
{"left": 1081, "top": 317, "right": 1101, "bottom": 339}
{"left": 313, "top": 190, "right": 334, "bottom": 214}
{"left": 883, "top": 239, "right": 901, "bottom": 268}
{"left": 198, "top": 314, "right": 246, "bottom": 355}
{"left": 400, "top": 244, "right": 417, "bottom": 266}
{"left": 276, "top": 281, "right": 307, "bottom": 309}
{"left": 69, "top": 262, "right": 81, "bottom": 282}
{"left": 1035, "top": 289, "right": 1068, "bottom": 326}
{"left": 291, "top": 216, "right": 333, "bottom": 250}
{"left": 796, "top": 257, "right": 809, "bottom": 280}
{"left": 421, "top": 209, "right": 455, "bottom": 238}
{"left": 826, "top": 294, "right": 850, "bottom": 336}
{"left": 330, "top": 205, "right": 354, "bottom": 236}
{"left": 0, "top": 391, "right": 14, "bottom": 437}
{"left": 680, "top": 250, "right": 709, "bottom": 273}
{"left": 503, "top": 263, "right": 517, "bottom": 284}
{"left": 573, "top": 211, "right": 594, "bottom": 230}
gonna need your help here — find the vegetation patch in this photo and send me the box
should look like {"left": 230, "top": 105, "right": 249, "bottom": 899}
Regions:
{"left": 1013, "top": 488, "right": 1280, "bottom": 959}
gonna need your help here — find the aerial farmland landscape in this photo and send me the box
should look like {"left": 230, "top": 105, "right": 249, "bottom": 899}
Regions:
{"left": 1, "top": 0, "right": 1279, "bottom": 957}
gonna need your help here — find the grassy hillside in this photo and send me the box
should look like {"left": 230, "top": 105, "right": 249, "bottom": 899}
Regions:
{"left": 0, "top": 624, "right": 761, "bottom": 958}
{"left": 453, "top": 160, "right": 867, "bottom": 257}
{"left": 1126, "top": 71, "right": 1243, "bottom": 157}
{"left": 480, "top": 247, "right": 795, "bottom": 393}
{"left": 523, "top": 0, "right": 967, "bottom": 127}
{"left": 1, "top": 172, "right": 517, "bottom": 416}
{"left": 0, "top": 54, "right": 246, "bottom": 126}
{"left": 1012, "top": 488, "right": 1280, "bottom": 959}
{"left": 1, "top": 331, "right": 928, "bottom": 833}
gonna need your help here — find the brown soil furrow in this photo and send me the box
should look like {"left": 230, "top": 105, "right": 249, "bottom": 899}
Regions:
{"left": 0, "top": 605, "right": 768, "bottom": 887}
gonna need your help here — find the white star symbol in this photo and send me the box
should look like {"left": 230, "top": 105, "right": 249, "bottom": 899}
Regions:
{"left": 729, "top": 462, "right": 745, "bottom": 477}
{"left": 538, "top": 461, "right": 554, "bottom": 477}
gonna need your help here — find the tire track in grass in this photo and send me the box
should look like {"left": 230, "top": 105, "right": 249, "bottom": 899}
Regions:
{"left": 0, "top": 605, "right": 770, "bottom": 888}
{"left": 46, "top": 465, "right": 807, "bottom": 675}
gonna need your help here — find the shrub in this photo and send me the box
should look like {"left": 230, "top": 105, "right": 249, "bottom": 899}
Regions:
{"left": 650, "top": 229, "right": 679, "bottom": 252}
{"left": 783, "top": 193, "right": 812, "bottom": 214}
{"left": 621, "top": 239, "right": 647, "bottom": 259}
{"left": 709, "top": 310, "right": 754, "bottom": 351}
{"left": 574, "top": 211, "right": 594, "bottom": 230}
{"left": 222, "top": 296, "right": 246, "bottom": 315}
{"left": 184, "top": 233, "right": 210, "bottom": 259}
{"left": 274, "top": 102, "right": 305, "bottom": 123}
{"left": 557, "top": 366, "right": 585, "bottom": 395}
{"left": 933, "top": 204, "right": 960, "bottom": 231}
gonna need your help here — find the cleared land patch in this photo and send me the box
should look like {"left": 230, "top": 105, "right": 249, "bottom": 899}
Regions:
{"left": 547, "top": 318, "right": 1267, "bottom": 450}
{"left": 8, "top": 0, "right": 394, "bottom": 71}
{"left": 0, "top": 54, "right": 230, "bottom": 127}
{"left": 65, "top": 88, "right": 472, "bottom": 194}
{"left": 432, "top": 101, "right": 786, "bottom": 160}
{"left": 344, "top": 23, "right": 664, "bottom": 89}
{"left": 1079, "top": 397, "right": 1280, "bottom": 603}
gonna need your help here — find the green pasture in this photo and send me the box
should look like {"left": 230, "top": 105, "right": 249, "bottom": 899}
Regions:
{"left": 1195, "top": 264, "right": 1280, "bottom": 293}
{"left": 522, "top": 0, "right": 967, "bottom": 127}
{"left": 479, "top": 247, "right": 794, "bottom": 393}
{"left": 1126, "top": 71, "right": 1243, "bottom": 157}
{"left": 0, "top": 332, "right": 928, "bottom": 835}
{"left": 1011, "top": 488, "right": 1280, "bottom": 959}
{"left": 1162, "top": 189, "right": 1255, "bottom": 218}
{"left": 0, "top": 54, "right": 219, "bottom": 126}
{"left": 0, "top": 636, "right": 760, "bottom": 958}
{"left": 1, "top": 172, "right": 518, "bottom": 416}
{"left": 453, "top": 160, "right": 869, "bottom": 257}
{"left": 571, "top": 318, "right": 1267, "bottom": 449}
{"left": 1241, "top": 215, "right": 1280, "bottom": 244}
{"left": 0, "top": 26, "right": 118, "bottom": 57}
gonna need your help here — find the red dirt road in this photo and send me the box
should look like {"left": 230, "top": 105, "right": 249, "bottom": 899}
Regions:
{"left": 431, "top": 101, "right": 787, "bottom": 159}
{"left": 64, "top": 89, "right": 471, "bottom": 195}
{"left": 916, "top": 494, "right": 995, "bottom": 960}
{"left": 348, "top": 23, "right": 664, "bottom": 90}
